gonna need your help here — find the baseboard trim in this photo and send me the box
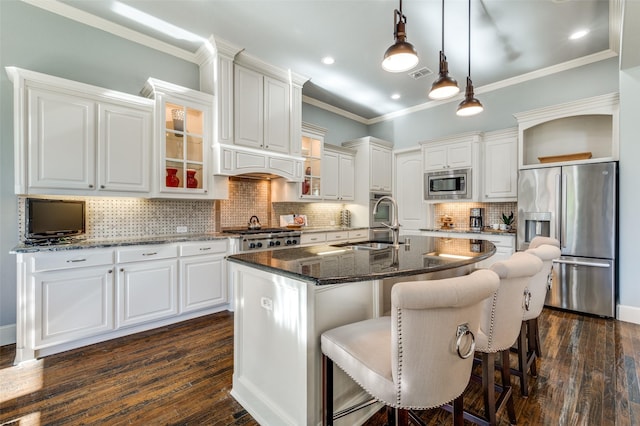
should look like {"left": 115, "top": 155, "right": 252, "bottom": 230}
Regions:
{"left": 0, "top": 323, "right": 16, "bottom": 346}
{"left": 617, "top": 304, "right": 640, "bottom": 325}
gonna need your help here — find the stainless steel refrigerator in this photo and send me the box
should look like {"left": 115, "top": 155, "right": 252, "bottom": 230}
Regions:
{"left": 517, "top": 162, "right": 617, "bottom": 317}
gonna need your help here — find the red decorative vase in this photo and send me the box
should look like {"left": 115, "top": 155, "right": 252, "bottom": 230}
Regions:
{"left": 166, "top": 167, "right": 180, "bottom": 187}
{"left": 186, "top": 169, "right": 198, "bottom": 188}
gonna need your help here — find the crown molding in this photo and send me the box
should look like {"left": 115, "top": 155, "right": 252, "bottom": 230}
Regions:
{"left": 21, "top": 0, "right": 199, "bottom": 63}
{"left": 301, "top": 96, "right": 369, "bottom": 125}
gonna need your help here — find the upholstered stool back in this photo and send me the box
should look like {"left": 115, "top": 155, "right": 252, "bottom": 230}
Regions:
{"left": 528, "top": 236, "right": 560, "bottom": 249}
{"left": 479, "top": 252, "right": 543, "bottom": 352}
{"left": 524, "top": 244, "right": 561, "bottom": 320}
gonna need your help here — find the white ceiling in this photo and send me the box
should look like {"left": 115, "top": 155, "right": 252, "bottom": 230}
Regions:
{"left": 56, "top": 0, "right": 616, "bottom": 120}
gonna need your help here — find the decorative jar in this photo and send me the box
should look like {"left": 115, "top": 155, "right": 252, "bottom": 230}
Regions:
{"left": 186, "top": 169, "right": 198, "bottom": 188}
{"left": 166, "top": 167, "right": 180, "bottom": 187}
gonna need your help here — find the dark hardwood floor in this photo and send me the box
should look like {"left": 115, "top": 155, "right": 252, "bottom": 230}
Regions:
{"left": 1, "top": 308, "right": 639, "bottom": 425}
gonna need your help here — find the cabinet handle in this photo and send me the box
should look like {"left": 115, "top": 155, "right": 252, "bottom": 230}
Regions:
{"left": 199, "top": 247, "right": 212, "bottom": 251}
{"left": 120, "top": 268, "right": 124, "bottom": 272}
{"left": 142, "top": 252, "right": 158, "bottom": 256}
{"left": 66, "top": 258, "right": 87, "bottom": 263}
{"left": 108, "top": 269, "right": 113, "bottom": 274}
{"left": 88, "top": 184, "right": 94, "bottom": 188}
{"left": 100, "top": 185, "right": 105, "bottom": 189}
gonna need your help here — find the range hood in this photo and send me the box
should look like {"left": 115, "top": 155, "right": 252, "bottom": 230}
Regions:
{"left": 214, "top": 144, "right": 304, "bottom": 182}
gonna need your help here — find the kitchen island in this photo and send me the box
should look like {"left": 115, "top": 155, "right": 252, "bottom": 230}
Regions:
{"left": 226, "top": 235, "right": 495, "bottom": 426}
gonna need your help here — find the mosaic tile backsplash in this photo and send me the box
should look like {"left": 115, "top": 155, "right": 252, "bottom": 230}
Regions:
{"left": 434, "top": 202, "right": 518, "bottom": 229}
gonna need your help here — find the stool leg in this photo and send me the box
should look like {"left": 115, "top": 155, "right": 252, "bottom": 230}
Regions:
{"left": 517, "top": 322, "right": 529, "bottom": 397}
{"left": 501, "top": 349, "right": 517, "bottom": 424}
{"left": 482, "top": 352, "right": 497, "bottom": 426}
{"left": 453, "top": 394, "right": 464, "bottom": 426}
{"left": 322, "top": 354, "right": 334, "bottom": 426}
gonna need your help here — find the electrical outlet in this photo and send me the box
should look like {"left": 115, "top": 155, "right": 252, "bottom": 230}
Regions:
{"left": 176, "top": 226, "right": 188, "bottom": 233}
{"left": 330, "top": 220, "right": 335, "bottom": 226}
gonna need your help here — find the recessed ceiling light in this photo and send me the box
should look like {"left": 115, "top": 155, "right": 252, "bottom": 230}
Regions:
{"left": 391, "top": 93, "right": 401, "bottom": 100}
{"left": 321, "top": 56, "right": 335, "bottom": 65}
{"left": 569, "top": 29, "right": 589, "bottom": 40}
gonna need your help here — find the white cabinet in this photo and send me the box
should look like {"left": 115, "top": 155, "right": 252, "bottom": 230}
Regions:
{"left": 300, "top": 233, "right": 327, "bottom": 246}
{"left": 179, "top": 240, "right": 228, "bottom": 312}
{"left": 422, "top": 140, "right": 473, "bottom": 171}
{"left": 395, "top": 149, "right": 427, "bottom": 230}
{"left": 141, "top": 78, "right": 214, "bottom": 199}
{"left": 482, "top": 128, "right": 518, "bottom": 201}
{"left": 7, "top": 67, "right": 153, "bottom": 196}
{"left": 420, "top": 231, "right": 515, "bottom": 268}
{"left": 33, "top": 262, "right": 114, "bottom": 348}
{"left": 116, "top": 245, "right": 179, "bottom": 327}
{"left": 234, "top": 65, "right": 289, "bottom": 154}
{"left": 323, "top": 145, "right": 355, "bottom": 201}
{"left": 370, "top": 144, "right": 393, "bottom": 192}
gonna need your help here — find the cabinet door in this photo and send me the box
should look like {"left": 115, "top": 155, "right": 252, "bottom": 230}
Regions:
{"left": 483, "top": 136, "right": 517, "bottom": 200}
{"left": 322, "top": 150, "right": 339, "bottom": 200}
{"left": 395, "top": 150, "right": 427, "bottom": 230}
{"left": 290, "top": 85, "right": 303, "bottom": 156}
{"left": 339, "top": 154, "right": 355, "bottom": 200}
{"left": 446, "top": 142, "right": 473, "bottom": 169}
{"left": 118, "top": 259, "right": 178, "bottom": 327}
{"left": 370, "top": 146, "right": 392, "bottom": 191}
{"left": 180, "top": 255, "right": 226, "bottom": 312}
{"left": 34, "top": 266, "right": 114, "bottom": 347}
{"left": 423, "top": 145, "right": 447, "bottom": 171}
{"left": 98, "top": 102, "right": 151, "bottom": 193}
{"left": 263, "top": 76, "right": 290, "bottom": 153}
{"left": 234, "top": 65, "right": 263, "bottom": 149}
{"left": 28, "top": 88, "right": 96, "bottom": 190}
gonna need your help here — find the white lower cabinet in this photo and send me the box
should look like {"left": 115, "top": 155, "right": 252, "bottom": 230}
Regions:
{"left": 179, "top": 240, "right": 228, "bottom": 312}
{"left": 34, "top": 265, "right": 114, "bottom": 348}
{"left": 118, "top": 258, "right": 178, "bottom": 327}
{"left": 15, "top": 239, "right": 231, "bottom": 363}
{"left": 419, "top": 231, "right": 515, "bottom": 268}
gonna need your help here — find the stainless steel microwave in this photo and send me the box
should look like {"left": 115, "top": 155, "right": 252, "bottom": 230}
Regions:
{"left": 424, "top": 168, "right": 472, "bottom": 200}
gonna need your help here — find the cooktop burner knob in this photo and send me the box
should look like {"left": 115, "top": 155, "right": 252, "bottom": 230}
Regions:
{"left": 249, "top": 242, "right": 256, "bottom": 249}
{"left": 269, "top": 241, "right": 275, "bottom": 247}
{"left": 275, "top": 241, "right": 281, "bottom": 246}
{"left": 256, "top": 242, "right": 263, "bottom": 248}
{"left": 291, "top": 239, "right": 298, "bottom": 245}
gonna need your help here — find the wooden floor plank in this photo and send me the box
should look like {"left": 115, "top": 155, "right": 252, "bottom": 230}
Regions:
{"left": 1, "top": 309, "right": 639, "bottom": 425}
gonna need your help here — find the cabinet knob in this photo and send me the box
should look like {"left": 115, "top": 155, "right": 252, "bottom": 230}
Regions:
{"left": 108, "top": 269, "right": 113, "bottom": 274}
{"left": 100, "top": 185, "right": 105, "bottom": 189}
{"left": 120, "top": 268, "right": 124, "bottom": 272}
{"left": 88, "top": 184, "right": 94, "bottom": 188}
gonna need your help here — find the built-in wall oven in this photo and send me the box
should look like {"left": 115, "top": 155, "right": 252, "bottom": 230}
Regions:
{"left": 424, "top": 168, "right": 471, "bottom": 201}
{"left": 370, "top": 192, "right": 393, "bottom": 227}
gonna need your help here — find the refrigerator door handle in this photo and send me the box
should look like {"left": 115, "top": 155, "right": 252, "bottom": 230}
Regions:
{"left": 555, "top": 173, "right": 562, "bottom": 242}
{"left": 561, "top": 173, "right": 567, "bottom": 249}
{"left": 552, "top": 259, "right": 611, "bottom": 268}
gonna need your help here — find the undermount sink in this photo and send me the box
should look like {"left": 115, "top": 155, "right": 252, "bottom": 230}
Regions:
{"left": 332, "top": 241, "right": 404, "bottom": 251}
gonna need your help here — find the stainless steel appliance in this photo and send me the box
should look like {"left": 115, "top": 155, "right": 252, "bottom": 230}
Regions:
{"left": 424, "top": 168, "right": 472, "bottom": 201}
{"left": 517, "top": 162, "right": 617, "bottom": 317}
{"left": 370, "top": 192, "right": 393, "bottom": 227}
{"left": 469, "top": 207, "right": 484, "bottom": 231}
{"left": 222, "top": 228, "right": 301, "bottom": 252}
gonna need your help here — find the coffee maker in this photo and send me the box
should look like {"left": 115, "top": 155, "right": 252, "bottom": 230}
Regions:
{"left": 469, "top": 208, "right": 484, "bottom": 231}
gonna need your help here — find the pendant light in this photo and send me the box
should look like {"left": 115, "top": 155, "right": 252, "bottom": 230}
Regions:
{"left": 382, "top": 0, "right": 419, "bottom": 73}
{"left": 457, "top": 0, "right": 483, "bottom": 116}
{"left": 428, "top": 0, "right": 459, "bottom": 100}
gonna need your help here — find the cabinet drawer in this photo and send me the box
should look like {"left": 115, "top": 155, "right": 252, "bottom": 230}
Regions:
{"left": 348, "top": 230, "right": 368, "bottom": 240}
{"left": 481, "top": 236, "right": 515, "bottom": 249}
{"left": 179, "top": 240, "right": 228, "bottom": 257}
{"left": 301, "top": 233, "right": 326, "bottom": 245}
{"left": 326, "top": 231, "right": 348, "bottom": 242}
{"left": 32, "top": 249, "right": 114, "bottom": 272}
{"left": 116, "top": 244, "right": 177, "bottom": 263}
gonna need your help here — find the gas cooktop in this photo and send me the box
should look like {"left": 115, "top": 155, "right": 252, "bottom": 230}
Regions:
{"left": 221, "top": 227, "right": 296, "bottom": 235}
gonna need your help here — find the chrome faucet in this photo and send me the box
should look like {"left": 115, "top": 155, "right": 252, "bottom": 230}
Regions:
{"left": 373, "top": 195, "right": 401, "bottom": 248}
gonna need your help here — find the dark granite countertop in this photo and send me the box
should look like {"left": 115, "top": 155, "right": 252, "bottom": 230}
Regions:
{"left": 420, "top": 227, "right": 516, "bottom": 237}
{"left": 226, "top": 235, "right": 496, "bottom": 285}
{"left": 11, "top": 233, "right": 231, "bottom": 254}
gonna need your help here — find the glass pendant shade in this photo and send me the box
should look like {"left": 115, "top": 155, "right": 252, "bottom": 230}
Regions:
{"left": 456, "top": 77, "right": 484, "bottom": 116}
{"left": 429, "top": 51, "right": 459, "bottom": 99}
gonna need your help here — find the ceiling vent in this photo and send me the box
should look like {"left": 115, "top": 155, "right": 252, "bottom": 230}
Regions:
{"left": 409, "top": 67, "right": 433, "bottom": 79}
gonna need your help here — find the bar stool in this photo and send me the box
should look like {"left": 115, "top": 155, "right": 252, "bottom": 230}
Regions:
{"left": 465, "top": 252, "right": 543, "bottom": 426}
{"left": 511, "top": 238, "right": 561, "bottom": 397}
{"left": 321, "top": 269, "right": 500, "bottom": 426}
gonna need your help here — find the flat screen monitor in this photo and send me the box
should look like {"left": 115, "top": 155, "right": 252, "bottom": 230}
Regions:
{"left": 26, "top": 198, "right": 86, "bottom": 241}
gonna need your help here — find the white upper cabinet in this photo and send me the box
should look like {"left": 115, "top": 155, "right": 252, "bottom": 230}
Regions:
{"left": 370, "top": 144, "right": 392, "bottom": 192}
{"left": 394, "top": 149, "right": 427, "bottom": 231}
{"left": 234, "top": 64, "right": 289, "bottom": 154}
{"left": 7, "top": 67, "right": 153, "bottom": 196}
{"left": 423, "top": 140, "right": 473, "bottom": 171}
{"left": 323, "top": 145, "right": 355, "bottom": 201}
{"left": 141, "top": 78, "right": 215, "bottom": 199}
{"left": 482, "top": 128, "right": 518, "bottom": 201}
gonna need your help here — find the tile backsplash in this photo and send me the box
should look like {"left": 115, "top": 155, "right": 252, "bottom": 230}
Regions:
{"left": 18, "top": 196, "right": 217, "bottom": 241}
{"left": 434, "top": 202, "right": 517, "bottom": 229}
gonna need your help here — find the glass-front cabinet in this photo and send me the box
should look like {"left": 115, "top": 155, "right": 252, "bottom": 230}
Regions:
{"left": 142, "top": 78, "right": 214, "bottom": 199}
{"left": 301, "top": 130, "right": 323, "bottom": 199}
